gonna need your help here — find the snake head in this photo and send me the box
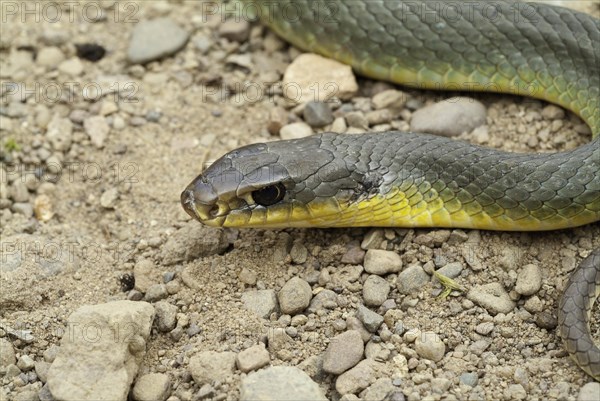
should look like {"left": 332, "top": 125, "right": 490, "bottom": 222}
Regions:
{"left": 181, "top": 133, "right": 366, "bottom": 228}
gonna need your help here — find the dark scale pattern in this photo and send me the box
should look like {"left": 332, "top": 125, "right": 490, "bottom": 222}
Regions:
{"left": 305, "top": 132, "right": 600, "bottom": 228}
{"left": 188, "top": 0, "right": 600, "bottom": 378}
{"left": 558, "top": 250, "right": 600, "bottom": 379}
{"left": 257, "top": 0, "right": 599, "bottom": 131}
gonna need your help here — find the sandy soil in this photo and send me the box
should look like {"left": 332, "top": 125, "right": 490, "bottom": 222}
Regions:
{"left": 1, "top": 1, "right": 598, "bottom": 400}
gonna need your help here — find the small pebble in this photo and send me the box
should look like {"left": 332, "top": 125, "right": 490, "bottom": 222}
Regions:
{"left": 372, "top": 89, "right": 406, "bottom": 110}
{"left": 132, "top": 373, "right": 171, "bottom": 401}
{"left": 356, "top": 304, "right": 384, "bottom": 332}
{"left": 397, "top": 264, "right": 429, "bottom": 295}
{"left": 219, "top": 19, "right": 250, "bottom": 42}
{"left": 363, "top": 275, "right": 391, "bottom": 307}
{"left": 84, "top": 116, "right": 110, "bottom": 148}
{"left": 283, "top": 53, "right": 358, "bottom": 104}
{"left": 459, "top": 372, "right": 478, "bottom": 387}
{"left": 242, "top": 290, "right": 279, "bottom": 319}
{"left": 278, "top": 277, "right": 312, "bottom": 315}
{"left": 322, "top": 330, "right": 364, "bottom": 374}
{"left": 467, "top": 283, "right": 515, "bottom": 314}
{"left": 128, "top": 18, "right": 189, "bottom": 64}
{"left": 415, "top": 331, "right": 446, "bottom": 362}
{"left": 303, "top": 101, "right": 334, "bottom": 127}
{"left": 364, "top": 249, "right": 402, "bottom": 275}
{"left": 236, "top": 344, "right": 270, "bottom": 373}
{"left": 279, "top": 122, "right": 313, "bottom": 140}
{"left": 242, "top": 290, "right": 278, "bottom": 319}
{"left": 578, "top": 382, "right": 600, "bottom": 401}
{"left": 144, "top": 284, "right": 168, "bottom": 302}
{"left": 410, "top": 97, "right": 486, "bottom": 137}
{"left": 515, "top": 264, "right": 542, "bottom": 296}
{"left": 154, "top": 301, "right": 178, "bottom": 332}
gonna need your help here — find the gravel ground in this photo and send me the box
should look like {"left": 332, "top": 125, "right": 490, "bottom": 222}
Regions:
{"left": 1, "top": 1, "right": 599, "bottom": 401}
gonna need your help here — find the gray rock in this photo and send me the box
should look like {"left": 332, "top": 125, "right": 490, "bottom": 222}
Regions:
{"left": 346, "top": 316, "right": 372, "bottom": 343}
{"left": 415, "top": 331, "right": 446, "bottom": 362}
{"left": 361, "top": 229, "right": 384, "bottom": 249}
{"left": 366, "top": 109, "right": 394, "bottom": 125}
{"left": 189, "top": 351, "right": 236, "bottom": 385}
{"left": 5, "top": 364, "right": 21, "bottom": 378}
{"left": 161, "top": 221, "right": 230, "bottom": 265}
{"left": 515, "top": 264, "right": 542, "bottom": 296}
{"left": 448, "top": 229, "right": 469, "bottom": 245}
{"left": 362, "top": 378, "right": 397, "bottom": 400}
{"left": 37, "top": 47, "right": 65, "bottom": 67}
{"left": 397, "top": 264, "right": 429, "bottom": 294}
{"left": 47, "top": 301, "right": 155, "bottom": 401}
{"left": 303, "top": 101, "right": 334, "bottom": 127}
{"left": 34, "top": 361, "right": 50, "bottom": 383}
{"left": 283, "top": 53, "right": 358, "bottom": 104}
{"left": 219, "top": 19, "right": 250, "bottom": 42}
{"left": 345, "top": 111, "right": 369, "bottom": 129}
{"left": 410, "top": 97, "right": 486, "bottom": 137}
{"left": 38, "top": 383, "right": 54, "bottom": 401}
{"left": 241, "top": 290, "right": 278, "bottom": 319}
{"left": 0, "top": 340, "right": 17, "bottom": 369}
{"left": 435, "top": 262, "right": 463, "bottom": 280}
{"left": 278, "top": 277, "right": 312, "bottom": 315}
{"left": 267, "top": 328, "right": 292, "bottom": 353}
{"left": 46, "top": 114, "right": 73, "bottom": 151}
{"left": 58, "top": 57, "right": 83, "bottom": 76}
{"left": 363, "top": 275, "right": 390, "bottom": 307}
{"left": 335, "top": 359, "right": 380, "bottom": 395}
{"left": 504, "top": 384, "right": 527, "bottom": 400}
{"left": 364, "top": 250, "right": 402, "bottom": 275}
{"left": 578, "top": 382, "right": 600, "bottom": 401}
{"left": 239, "top": 268, "right": 257, "bottom": 286}
{"left": 469, "top": 340, "right": 490, "bottom": 355}
{"left": 154, "top": 301, "right": 178, "bottom": 332}
{"left": 84, "top": 116, "right": 110, "bottom": 148}
{"left": 541, "top": 104, "right": 565, "bottom": 120}
{"left": 467, "top": 283, "right": 516, "bottom": 314}
{"left": 431, "top": 378, "right": 452, "bottom": 393}
{"left": 279, "top": 122, "right": 313, "bottom": 140}
{"left": 372, "top": 90, "right": 406, "bottom": 110}
{"left": 307, "top": 289, "right": 337, "bottom": 313}
{"left": 322, "top": 330, "right": 364, "bottom": 374}
{"left": 128, "top": 18, "right": 189, "bottom": 64}
{"left": 290, "top": 242, "right": 308, "bottom": 264}
{"left": 132, "top": 373, "right": 171, "bottom": 401}
{"left": 11, "top": 202, "right": 33, "bottom": 218}
{"left": 100, "top": 187, "right": 119, "bottom": 209}
{"left": 17, "top": 355, "right": 34, "bottom": 371}
{"left": 144, "top": 284, "right": 168, "bottom": 302}
{"left": 40, "top": 29, "right": 69, "bottom": 46}
{"left": 10, "top": 181, "right": 29, "bottom": 202}
{"left": 341, "top": 243, "right": 365, "bottom": 264}
{"left": 356, "top": 304, "right": 384, "bottom": 332}
{"left": 459, "top": 372, "right": 478, "bottom": 387}
{"left": 133, "top": 259, "right": 161, "bottom": 293}
{"left": 43, "top": 346, "right": 59, "bottom": 363}
{"left": 236, "top": 344, "right": 270, "bottom": 373}
{"left": 240, "top": 366, "right": 326, "bottom": 401}
{"left": 474, "top": 322, "right": 494, "bottom": 336}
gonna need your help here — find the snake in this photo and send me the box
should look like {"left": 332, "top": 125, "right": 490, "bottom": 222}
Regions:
{"left": 181, "top": 1, "right": 600, "bottom": 379}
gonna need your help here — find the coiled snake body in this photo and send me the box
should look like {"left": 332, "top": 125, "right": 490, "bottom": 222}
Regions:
{"left": 182, "top": 1, "right": 600, "bottom": 379}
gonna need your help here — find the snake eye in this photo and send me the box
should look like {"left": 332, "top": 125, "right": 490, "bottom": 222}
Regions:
{"left": 251, "top": 183, "right": 286, "bottom": 206}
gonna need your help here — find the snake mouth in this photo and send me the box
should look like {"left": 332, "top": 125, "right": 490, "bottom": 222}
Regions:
{"left": 181, "top": 178, "right": 229, "bottom": 226}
